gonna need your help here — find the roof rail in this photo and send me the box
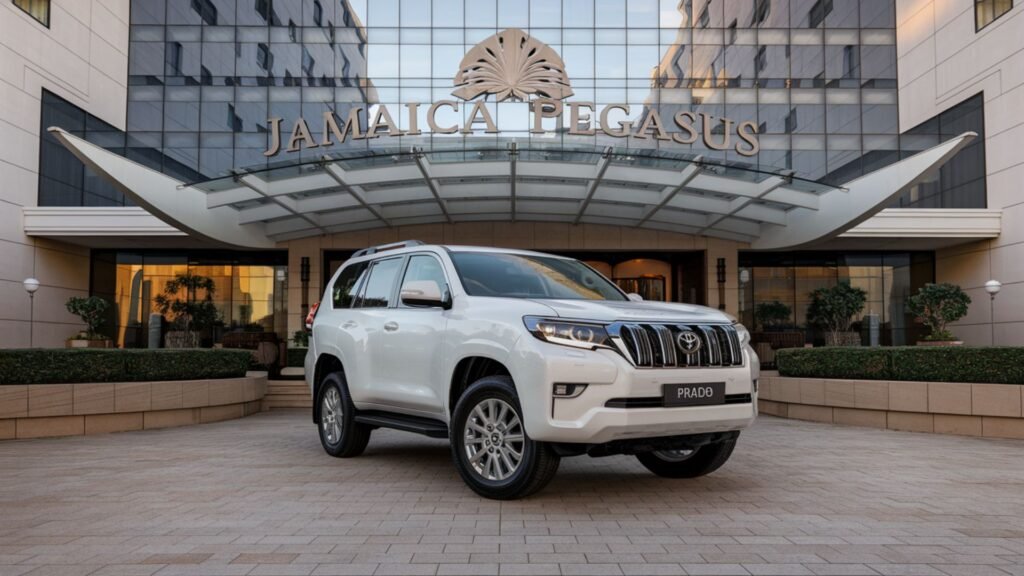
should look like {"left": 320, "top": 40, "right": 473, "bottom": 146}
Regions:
{"left": 351, "top": 240, "right": 425, "bottom": 258}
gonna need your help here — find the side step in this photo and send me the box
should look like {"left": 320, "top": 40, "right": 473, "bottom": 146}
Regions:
{"left": 353, "top": 410, "right": 449, "bottom": 439}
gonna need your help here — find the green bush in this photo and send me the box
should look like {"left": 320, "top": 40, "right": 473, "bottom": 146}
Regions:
{"left": 776, "top": 346, "right": 1024, "bottom": 384}
{"left": 0, "top": 349, "right": 252, "bottom": 385}
{"left": 908, "top": 283, "right": 971, "bottom": 341}
{"left": 286, "top": 347, "right": 308, "bottom": 368}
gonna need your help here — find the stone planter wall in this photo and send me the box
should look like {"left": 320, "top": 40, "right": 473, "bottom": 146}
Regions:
{"left": 0, "top": 375, "right": 267, "bottom": 440}
{"left": 759, "top": 371, "right": 1024, "bottom": 439}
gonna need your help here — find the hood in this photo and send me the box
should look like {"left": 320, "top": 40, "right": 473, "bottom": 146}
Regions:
{"left": 529, "top": 299, "right": 734, "bottom": 324}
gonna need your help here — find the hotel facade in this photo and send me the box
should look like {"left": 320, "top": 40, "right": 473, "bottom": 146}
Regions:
{"left": 1, "top": 0, "right": 1020, "bottom": 352}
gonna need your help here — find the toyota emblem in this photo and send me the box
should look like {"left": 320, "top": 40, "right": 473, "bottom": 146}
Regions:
{"left": 676, "top": 330, "right": 702, "bottom": 355}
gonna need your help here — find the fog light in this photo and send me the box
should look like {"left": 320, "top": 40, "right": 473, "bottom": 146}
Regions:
{"left": 553, "top": 383, "right": 587, "bottom": 398}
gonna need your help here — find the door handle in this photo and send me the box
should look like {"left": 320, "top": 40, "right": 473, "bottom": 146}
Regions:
{"left": 384, "top": 321, "right": 399, "bottom": 332}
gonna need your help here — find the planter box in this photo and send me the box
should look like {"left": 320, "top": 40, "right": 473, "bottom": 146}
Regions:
{"left": 916, "top": 340, "right": 964, "bottom": 347}
{"left": 66, "top": 339, "right": 113, "bottom": 349}
{"left": 825, "top": 332, "right": 861, "bottom": 347}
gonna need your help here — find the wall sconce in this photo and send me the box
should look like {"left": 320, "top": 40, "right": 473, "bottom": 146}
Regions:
{"left": 300, "top": 257, "right": 311, "bottom": 284}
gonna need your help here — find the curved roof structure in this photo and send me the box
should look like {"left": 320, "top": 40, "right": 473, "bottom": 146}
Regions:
{"left": 49, "top": 128, "right": 976, "bottom": 250}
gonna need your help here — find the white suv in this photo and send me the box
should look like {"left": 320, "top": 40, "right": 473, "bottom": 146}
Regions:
{"left": 306, "top": 241, "right": 758, "bottom": 499}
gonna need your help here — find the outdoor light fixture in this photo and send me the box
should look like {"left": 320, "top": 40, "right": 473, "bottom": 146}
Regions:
{"left": 986, "top": 279, "right": 1001, "bottom": 345}
{"left": 716, "top": 258, "right": 727, "bottom": 311}
{"left": 300, "top": 257, "right": 310, "bottom": 283}
{"left": 23, "top": 278, "right": 39, "bottom": 348}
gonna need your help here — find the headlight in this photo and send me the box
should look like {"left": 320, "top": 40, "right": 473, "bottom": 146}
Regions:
{"left": 524, "top": 317, "right": 612, "bottom": 350}
{"left": 733, "top": 322, "right": 751, "bottom": 346}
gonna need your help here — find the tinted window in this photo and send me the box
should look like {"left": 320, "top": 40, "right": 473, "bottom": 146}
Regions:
{"left": 450, "top": 253, "right": 626, "bottom": 301}
{"left": 354, "top": 258, "right": 403, "bottom": 308}
{"left": 331, "top": 261, "right": 368, "bottom": 309}
{"left": 401, "top": 255, "right": 448, "bottom": 294}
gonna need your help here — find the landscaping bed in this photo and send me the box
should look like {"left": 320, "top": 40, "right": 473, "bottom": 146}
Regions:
{"left": 0, "top": 349, "right": 251, "bottom": 385}
{"left": 777, "top": 346, "right": 1024, "bottom": 384}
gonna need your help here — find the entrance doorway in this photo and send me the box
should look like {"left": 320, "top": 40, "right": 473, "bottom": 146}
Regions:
{"left": 322, "top": 249, "right": 706, "bottom": 305}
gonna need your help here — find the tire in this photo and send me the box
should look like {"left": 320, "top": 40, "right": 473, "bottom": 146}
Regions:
{"left": 317, "top": 372, "right": 371, "bottom": 458}
{"left": 450, "top": 375, "right": 560, "bottom": 500}
{"left": 635, "top": 435, "right": 738, "bottom": 479}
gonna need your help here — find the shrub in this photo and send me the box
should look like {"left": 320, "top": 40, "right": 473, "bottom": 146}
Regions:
{"left": 776, "top": 346, "right": 1024, "bottom": 384}
{"left": 754, "top": 300, "right": 792, "bottom": 330}
{"left": 908, "top": 283, "right": 971, "bottom": 341}
{"left": 806, "top": 283, "right": 867, "bottom": 343}
{"left": 65, "top": 296, "right": 110, "bottom": 339}
{"left": 286, "top": 347, "right": 308, "bottom": 367}
{"left": 0, "top": 349, "right": 251, "bottom": 384}
{"left": 154, "top": 272, "right": 221, "bottom": 346}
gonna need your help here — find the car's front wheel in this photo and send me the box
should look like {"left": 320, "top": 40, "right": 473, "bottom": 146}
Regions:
{"left": 635, "top": 435, "right": 738, "bottom": 478}
{"left": 317, "top": 372, "right": 371, "bottom": 458}
{"left": 450, "top": 376, "right": 560, "bottom": 500}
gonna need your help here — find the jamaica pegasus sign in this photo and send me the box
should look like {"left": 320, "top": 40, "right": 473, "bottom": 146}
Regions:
{"left": 264, "top": 28, "right": 760, "bottom": 157}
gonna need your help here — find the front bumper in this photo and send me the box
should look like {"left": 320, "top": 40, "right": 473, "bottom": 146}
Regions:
{"left": 511, "top": 336, "right": 758, "bottom": 444}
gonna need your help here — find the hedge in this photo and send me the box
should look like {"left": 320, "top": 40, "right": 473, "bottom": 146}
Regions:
{"left": 286, "top": 347, "right": 308, "bottom": 368}
{"left": 0, "top": 349, "right": 252, "bottom": 385}
{"left": 776, "top": 347, "right": 1024, "bottom": 384}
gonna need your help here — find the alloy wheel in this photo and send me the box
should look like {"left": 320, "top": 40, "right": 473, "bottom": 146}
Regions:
{"left": 321, "top": 386, "right": 343, "bottom": 446}
{"left": 462, "top": 398, "right": 525, "bottom": 481}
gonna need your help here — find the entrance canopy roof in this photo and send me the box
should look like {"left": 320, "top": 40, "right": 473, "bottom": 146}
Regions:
{"left": 49, "top": 129, "right": 977, "bottom": 250}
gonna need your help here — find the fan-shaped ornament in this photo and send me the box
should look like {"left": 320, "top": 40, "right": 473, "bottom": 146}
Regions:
{"left": 452, "top": 28, "right": 574, "bottom": 102}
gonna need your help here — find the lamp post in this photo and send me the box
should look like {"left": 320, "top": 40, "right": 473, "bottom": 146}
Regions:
{"left": 985, "top": 279, "right": 1001, "bottom": 346}
{"left": 23, "top": 278, "right": 40, "bottom": 348}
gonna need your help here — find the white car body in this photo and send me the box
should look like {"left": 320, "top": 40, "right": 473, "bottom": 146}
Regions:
{"left": 306, "top": 244, "right": 758, "bottom": 447}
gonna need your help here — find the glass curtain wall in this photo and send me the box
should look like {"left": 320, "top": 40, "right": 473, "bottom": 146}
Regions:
{"left": 738, "top": 251, "right": 934, "bottom": 346}
{"left": 91, "top": 251, "right": 289, "bottom": 348}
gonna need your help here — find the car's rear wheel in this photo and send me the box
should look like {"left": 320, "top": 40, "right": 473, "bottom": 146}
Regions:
{"left": 635, "top": 435, "right": 738, "bottom": 478}
{"left": 450, "top": 375, "right": 560, "bottom": 499}
{"left": 317, "top": 372, "right": 371, "bottom": 457}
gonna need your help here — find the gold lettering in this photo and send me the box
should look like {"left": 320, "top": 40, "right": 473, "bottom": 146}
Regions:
{"left": 568, "top": 102, "right": 595, "bottom": 136}
{"left": 286, "top": 117, "right": 318, "bottom": 152}
{"left": 530, "top": 98, "right": 563, "bottom": 134}
{"left": 600, "top": 104, "right": 632, "bottom": 137}
{"left": 462, "top": 101, "right": 498, "bottom": 134}
{"left": 701, "top": 113, "right": 732, "bottom": 151}
{"left": 264, "top": 117, "right": 283, "bottom": 157}
{"left": 321, "top": 108, "right": 364, "bottom": 146}
{"left": 363, "top": 104, "right": 402, "bottom": 139}
{"left": 735, "top": 121, "right": 760, "bottom": 156}
{"left": 634, "top": 109, "right": 670, "bottom": 140}
{"left": 427, "top": 100, "right": 459, "bottom": 134}
{"left": 672, "top": 111, "right": 699, "bottom": 144}
{"left": 405, "top": 102, "right": 422, "bottom": 136}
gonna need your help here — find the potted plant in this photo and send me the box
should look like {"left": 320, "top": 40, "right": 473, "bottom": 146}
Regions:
{"left": 908, "top": 282, "right": 971, "bottom": 346}
{"left": 65, "top": 296, "right": 113, "bottom": 348}
{"left": 154, "top": 272, "right": 220, "bottom": 348}
{"left": 754, "top": 300, "right": 792, "bottom": 331}
{"left": 807, "top": 282, "right": 867, "bottom": 346}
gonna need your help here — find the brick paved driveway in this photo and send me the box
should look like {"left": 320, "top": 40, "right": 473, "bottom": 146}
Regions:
{"left": 1, "top": 412, "right": 1023, "bottom": 576}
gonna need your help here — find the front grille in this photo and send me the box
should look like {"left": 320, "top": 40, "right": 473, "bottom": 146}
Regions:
{"left": 611, "top": 323, "right": 742, "bottom": 368}
{"left": 605, "top": 393, "right": 752, "bottom": 408}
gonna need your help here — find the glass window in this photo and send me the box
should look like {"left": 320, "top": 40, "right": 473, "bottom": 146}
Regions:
{"left": 400, "top": 255, "right": 449, "bottom": 298}
{"left": 332, "top": 261, "right": 369, "bottom": 308}
{"left": 355, "top": 258, "right": 404, "bottom": 308}
{"left": 13, "top": 0, "right": 50, "bottom": 25}
{"left": 975, "top": 0, "right": 1013, "bottom": 30}
{"left": 451, "top": 252, "right": 627, "bottom": 300}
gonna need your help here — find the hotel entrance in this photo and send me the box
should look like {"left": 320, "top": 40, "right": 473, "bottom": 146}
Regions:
{"left": 323, "top": 249, "right": 706, "bottom": 306}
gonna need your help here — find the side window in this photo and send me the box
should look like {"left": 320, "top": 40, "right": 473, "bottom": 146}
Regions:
{"left": 354, "top": 257, "right": 403, "bottom": 309}
{"left": 331, "top": 261, "right": 368, "bottom": 309}
{"left": 400, "top": 255, "right": 448, "bottom": 297}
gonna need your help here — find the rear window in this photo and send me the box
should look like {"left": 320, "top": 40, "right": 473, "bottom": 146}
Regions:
{"left": 354, "top": 257, "right": 404, "bottom": 308}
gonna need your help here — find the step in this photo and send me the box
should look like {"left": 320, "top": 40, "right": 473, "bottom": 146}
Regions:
{"left": 353, "top": 410, "right": 448, "bottom": 438}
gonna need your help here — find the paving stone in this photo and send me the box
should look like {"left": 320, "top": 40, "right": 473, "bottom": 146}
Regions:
{"left": 0, "top": 413, "right": 1023, "bottom": 576}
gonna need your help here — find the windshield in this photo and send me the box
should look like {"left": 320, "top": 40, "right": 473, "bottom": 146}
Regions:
{"left": 450, "top": 252, "right": 627, "bottom": 301}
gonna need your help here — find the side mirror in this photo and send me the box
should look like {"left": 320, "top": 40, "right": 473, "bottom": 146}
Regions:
{"left": 304, "top": 301, "right": 319, "bottom": 331}
{"left": 627, "top": 292, "right": 644, "bottom": 302}
{"left": 401, "top": 280, "right": 450, "bottom": 309}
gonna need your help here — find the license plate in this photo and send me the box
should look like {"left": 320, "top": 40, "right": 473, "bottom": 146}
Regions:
{"left": 663, "top": 382, "right": 726, "bottom": 407}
